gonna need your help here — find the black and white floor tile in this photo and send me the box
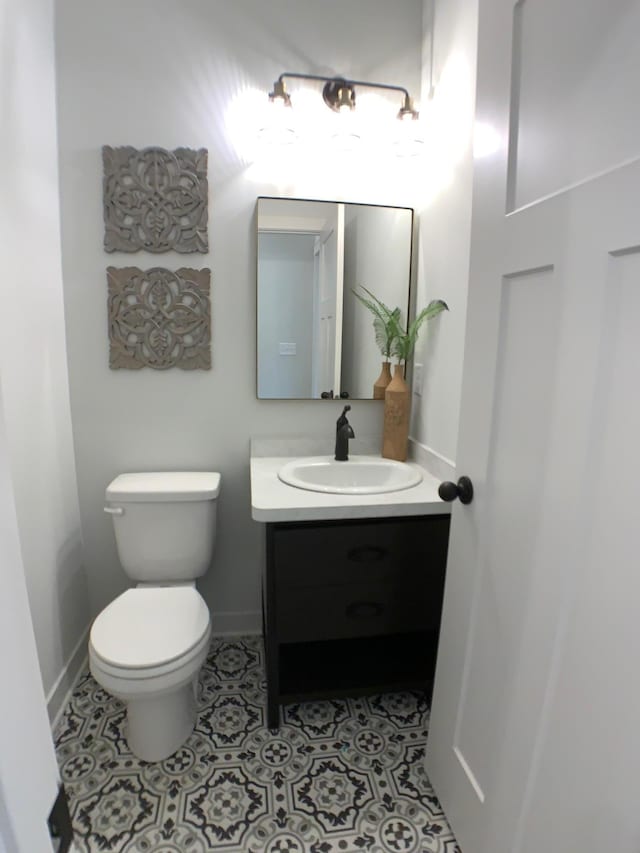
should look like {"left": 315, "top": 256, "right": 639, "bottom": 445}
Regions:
{"left": 55, "top": 636, "right": 460, "bottom": 852}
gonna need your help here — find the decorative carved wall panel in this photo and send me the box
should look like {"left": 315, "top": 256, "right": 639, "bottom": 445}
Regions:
{"left": 103, "top": 146, "right": 208, "bottom": 253}
{"left": 108, "top": 267, "right": 211, "bottom": 370}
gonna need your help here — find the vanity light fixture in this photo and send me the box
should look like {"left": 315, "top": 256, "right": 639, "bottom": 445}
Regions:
{"left": 397, "top": 93, "right": 420, "bottom": 122}
{"left": 260, "top": 78, "right": 297, "bottom": 146}
{"left": 268, "top": 72, "right": 419, "bottom": 122}
{"left": 268, "top": 78, "right": 292, "bottom": 108}
{"left": 394, "top": 93, "right": 424, "bottom": 157}
{"left": 262, "top": 73, "right": 423, "bottom": 157}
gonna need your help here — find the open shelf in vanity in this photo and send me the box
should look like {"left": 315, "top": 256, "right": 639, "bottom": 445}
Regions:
{"left": 277, "top": 632, "right": 440, "bottom": 703}
{"left": 262, "top": 514, "right": 450, "bottom": 729}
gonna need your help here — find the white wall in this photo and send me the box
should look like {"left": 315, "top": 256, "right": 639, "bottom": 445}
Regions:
{"left": 257, "top": 233, "right": 315, "bottom": 398}
{"left": 55, "top": 0, "right": 424, "bottom": 629}
{"left": 0, "top": 0, "right": 90, "bottom": 720}
{"left": 410, "top": 0, "right": 478, "bottom": 465}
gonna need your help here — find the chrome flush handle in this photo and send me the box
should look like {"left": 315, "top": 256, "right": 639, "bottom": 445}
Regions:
{"left": 103, "top": 506, "right": 124, "bottom": 516}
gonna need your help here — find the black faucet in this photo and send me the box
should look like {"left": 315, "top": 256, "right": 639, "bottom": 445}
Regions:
{"left": 335, "top": 405, "right": 355, "bottom": 461}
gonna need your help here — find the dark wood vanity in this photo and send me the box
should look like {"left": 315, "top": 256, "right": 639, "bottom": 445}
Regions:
{"left": 262, "top": 513, "right": 450, "bottom": 728}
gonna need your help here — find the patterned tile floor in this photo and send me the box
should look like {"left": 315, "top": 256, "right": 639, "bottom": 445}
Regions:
{"left": 55, "top": 636, "right": 460, "bottom": 852}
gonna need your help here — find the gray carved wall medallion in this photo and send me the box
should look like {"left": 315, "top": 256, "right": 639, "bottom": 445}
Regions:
{"left": 103, "top": 146, "right": 208, "bottom": 253}
{"left": 108, "top": 267, "right": 211, "bottom": 370}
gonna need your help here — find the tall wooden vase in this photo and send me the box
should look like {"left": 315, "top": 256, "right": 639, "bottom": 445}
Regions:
{"left": 373, "top": 362, "right": 392, "bottom": 400}
{"left": 382, "top": 364, "right": 410, "bottom": 461}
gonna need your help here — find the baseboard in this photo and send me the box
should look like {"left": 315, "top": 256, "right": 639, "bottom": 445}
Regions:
{"left": 211, "top": 610, "right": 262, "bottom": 637}
{"left": 408, "top": 437, "right": 456, "bottom": 481}
{"left": 47, "top": 627, "right": 90, "bottom": 732}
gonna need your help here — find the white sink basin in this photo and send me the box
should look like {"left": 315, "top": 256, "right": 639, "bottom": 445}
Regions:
{"left": 278, "top": 455, "right": 423, "bottom": 495}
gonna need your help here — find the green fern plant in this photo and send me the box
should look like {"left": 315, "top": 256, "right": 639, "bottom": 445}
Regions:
{"left": 352, "top": 286, "right": 402, "bottom": 361}
{"left": 390, "top": 299, "right": 449, "bottom": 363}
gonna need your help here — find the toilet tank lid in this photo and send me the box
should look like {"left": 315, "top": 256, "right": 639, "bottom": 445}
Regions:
{"left": 106, "top": 472, "right": 221, "bottom": 502}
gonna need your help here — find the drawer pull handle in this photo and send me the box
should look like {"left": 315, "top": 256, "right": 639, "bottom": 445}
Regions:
{"left": 347, "top": 545, "right": 387, "bottom": 563}
{"left": 346, "top": 601, "right": 384, "bottom": 619}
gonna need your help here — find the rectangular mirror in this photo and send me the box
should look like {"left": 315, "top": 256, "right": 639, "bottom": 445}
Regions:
{"left": 257, "top": 197, "right": 413, "bottom": 400}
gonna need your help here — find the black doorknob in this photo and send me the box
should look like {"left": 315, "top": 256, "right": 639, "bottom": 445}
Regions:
{"left": 438, "top": 476, "right": 474, "bottom": 505}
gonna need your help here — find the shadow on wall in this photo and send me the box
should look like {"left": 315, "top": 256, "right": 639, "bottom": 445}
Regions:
{"left": 0, "top": 775, "right": 19, "bottom": 852}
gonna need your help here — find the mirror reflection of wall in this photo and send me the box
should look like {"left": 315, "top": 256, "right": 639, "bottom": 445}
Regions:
{"left": 257, "top": 197, "right": 413, "bottom": 400}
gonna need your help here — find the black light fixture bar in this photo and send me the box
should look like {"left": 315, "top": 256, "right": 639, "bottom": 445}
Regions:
{"left": 276, "top": 71, "right": 411, "bottom": 100}
{"left": 269, "top": 71, "right": 419, "bottom": 119}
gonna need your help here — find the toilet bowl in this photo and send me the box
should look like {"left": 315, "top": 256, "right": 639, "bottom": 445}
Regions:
{"left": 89, "top": 472, "right": 220, "bottom": 762}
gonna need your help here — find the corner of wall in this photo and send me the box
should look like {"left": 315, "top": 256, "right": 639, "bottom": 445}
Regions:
{"left": 47, "top": 625, "right": 91, "bottom": 731}
{"left": 411, "top": 0, "right": 479, "bottom": 465}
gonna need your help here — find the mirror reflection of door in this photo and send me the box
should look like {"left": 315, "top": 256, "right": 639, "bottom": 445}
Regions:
{"left": 256, "top": 230, "right": 317, "bottom": 398}
{"left": 257, "top": 197, "right": 412, "bottom": 400}
{"left": 312, "top": 205, "right": 345, "bottom": 398}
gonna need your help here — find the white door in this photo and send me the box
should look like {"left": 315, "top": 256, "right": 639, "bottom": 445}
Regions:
{"left": 426, "top": 1, "right": 640, "bottom": 852}
{"left": 312, "top": 205, "right": 345, "bottom": 398}
{"left": 0, "top": 384, "right": 60, "bottom": 851}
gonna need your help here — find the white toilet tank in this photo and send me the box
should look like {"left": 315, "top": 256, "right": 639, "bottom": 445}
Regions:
{"left": 105, "top": 472, "right": 221, "bottom": 582}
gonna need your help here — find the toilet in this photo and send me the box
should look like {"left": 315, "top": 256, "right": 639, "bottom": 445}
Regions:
{"left": 89, "top": 471, "right": 221, "bottom": 762}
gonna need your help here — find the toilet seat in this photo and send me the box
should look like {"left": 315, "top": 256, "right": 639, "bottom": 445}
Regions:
{"left": 90, "top": 586, "right": 210, "bottom": 671}
{"left": 90, "top": 626, "right": 211, "bottom": 686}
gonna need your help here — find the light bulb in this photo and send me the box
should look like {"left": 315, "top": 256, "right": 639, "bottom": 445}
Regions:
{"left": 258, "top": 96, "right": 297, "bottom": 147}
{"left": 330, "top": 106, "right": 360, "bottom": 152}
{"left": 393, "top": 113, "right": 424, "bottom": 158}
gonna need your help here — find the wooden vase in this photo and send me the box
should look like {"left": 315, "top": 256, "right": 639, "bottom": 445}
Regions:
{"left": 373, "top": 361, "right": 392, "bottom": 400}
{"left": 382, "top": 364, "right": 410, "bottom": 461}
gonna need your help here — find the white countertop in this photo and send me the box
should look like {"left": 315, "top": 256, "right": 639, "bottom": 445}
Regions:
{"left": 250, "top": 454, "right": 450, "bottom": 523}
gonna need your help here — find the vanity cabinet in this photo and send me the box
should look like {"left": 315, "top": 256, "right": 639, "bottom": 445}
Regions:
{"left": 263, "top": 513, "right": 450, "bottom": 728}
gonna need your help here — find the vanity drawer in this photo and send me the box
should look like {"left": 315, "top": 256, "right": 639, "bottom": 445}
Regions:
{"left": 272, "top": 515, "right": 450, "bottom": 589}
{"left": 275, "top": 576, "right": 444, "bottom": 643}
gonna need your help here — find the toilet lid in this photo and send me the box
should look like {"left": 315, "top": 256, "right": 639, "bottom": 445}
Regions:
{"left": 90, "top": 587, "right": 210, "bottom": 669}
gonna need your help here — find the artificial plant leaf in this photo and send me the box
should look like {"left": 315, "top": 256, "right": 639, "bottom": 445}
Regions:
{"left": 358, "top": 286, "right": 396, "bottom": 321}
{"left": 353, "top": 290, "right": 386, "bottom": 323}
{"left": 389, "top": 312, "right": 408, "bottom": 360}
{"left": 410, "top": 300, "right": 449, "bottom": 336}
{"left": 373, "top": 316, "right": 388, "bottom": 355}
{"left": 353, "top": 287, "right": 403, "bottom": 358}
{"left": 379, "top": 307, "right": 402, "bottom": 357}
{"left": 391, "top": 299, "right": 449, "bottom": 361}
{"left": 425, "top": 299, "right": 449, "bottom": 316}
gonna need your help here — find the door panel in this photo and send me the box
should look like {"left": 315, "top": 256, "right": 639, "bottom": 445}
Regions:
{"left": 515, "top": 246, "right": 640, "bottom": 853}
{"left": 0, "top": 388, "right": 61, "bottom": 850}
{"left": 426, "top": 0, "right": 640, "bottom": 850}
{"left": 455, "top": 266, "right": 560, "bottom": 798}
{"left": 511, "top": 0, "right": 640, "bottom": 209}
